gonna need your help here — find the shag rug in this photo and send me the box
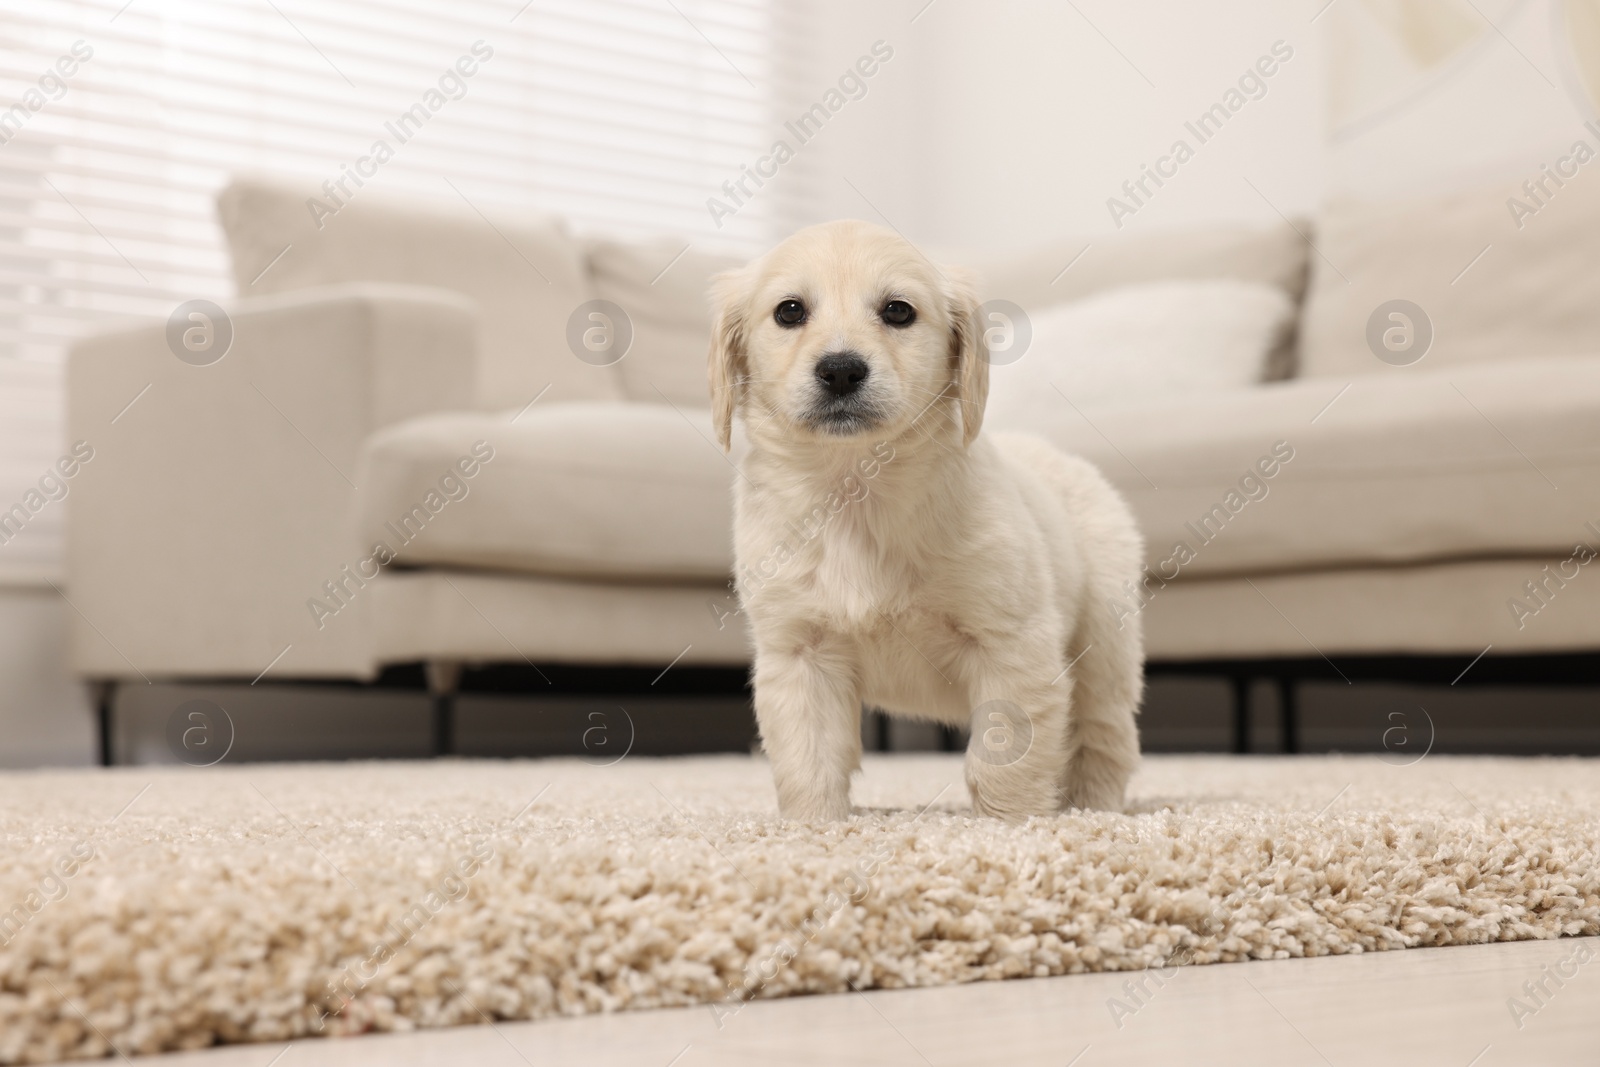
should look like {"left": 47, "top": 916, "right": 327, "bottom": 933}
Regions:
{"left": 2, "top": 754, "right": 1598, "bottom": 1063}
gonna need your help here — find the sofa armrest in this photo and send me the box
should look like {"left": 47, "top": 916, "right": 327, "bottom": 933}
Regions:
{"left": 66, "top": 283, "right": 479, "bottom": 681}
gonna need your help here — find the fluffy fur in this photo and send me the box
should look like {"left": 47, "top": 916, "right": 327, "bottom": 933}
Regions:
{"left": 708, "top": 220, "right": 1145, "bottom": 821}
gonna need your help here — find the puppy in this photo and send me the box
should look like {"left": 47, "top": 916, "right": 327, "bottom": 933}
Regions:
{"left": 709, "top": 220, "right": 1143, "bottom": 821}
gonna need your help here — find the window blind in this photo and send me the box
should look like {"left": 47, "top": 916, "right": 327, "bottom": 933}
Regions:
{"left": 0, "top": 0, "right": 811, "bottom": 368}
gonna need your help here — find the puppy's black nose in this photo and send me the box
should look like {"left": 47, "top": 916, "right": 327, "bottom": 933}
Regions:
{"left": 815, "top": 352, "right": 869, "bottom": 397}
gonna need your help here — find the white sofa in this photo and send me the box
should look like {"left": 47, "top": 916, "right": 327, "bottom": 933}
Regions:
{"left": 66, "top": 175, "right": 1600, "bottom": 753}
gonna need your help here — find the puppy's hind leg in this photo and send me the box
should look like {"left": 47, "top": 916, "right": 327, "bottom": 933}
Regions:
{"left": 1058, "top": 596, "right": 1144, "bottom": 813}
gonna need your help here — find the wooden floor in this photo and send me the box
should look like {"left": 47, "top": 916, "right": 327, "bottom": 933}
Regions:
{"left": 141, "top": 937, "right": 1597, "bottom": 1066}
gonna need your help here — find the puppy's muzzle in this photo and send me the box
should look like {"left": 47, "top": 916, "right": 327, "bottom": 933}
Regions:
{"left": 806, "top": 350, "right": 881, "bottom": 434}
{"left": 814, "top": 352, "right": 869, "bottom": 398}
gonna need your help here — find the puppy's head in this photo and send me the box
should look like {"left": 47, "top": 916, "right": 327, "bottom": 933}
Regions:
{"left": 708, "top": 220, "right": 986, "bottom": 452}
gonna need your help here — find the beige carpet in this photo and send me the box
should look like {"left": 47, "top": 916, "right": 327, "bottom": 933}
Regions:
{"left": 1, "top": 754, "right": 1597, "bottom": 1063}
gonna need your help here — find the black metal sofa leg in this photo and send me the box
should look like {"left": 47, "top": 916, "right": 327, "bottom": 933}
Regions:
{"left": 426, "top": 661, "right": 463, "bottom": 757}
{"left": 1231, "top": 676, "right": 1251, "bottom": 754}
{"left": 1278, "top": 676, "right": 1299, "bottom": 754}
{"left": 93, "top": 680, "right": 117, "bottom": 767}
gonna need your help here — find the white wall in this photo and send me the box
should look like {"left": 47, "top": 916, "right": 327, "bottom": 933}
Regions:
{"left": 1325, "top": 0, "right": 1599, "bottom": 200}
{"left": 788, "top": 0, "right": 1327, "bottom": 255}
{"left": 783, "top": 0, "right": 1600, "bottom": 258}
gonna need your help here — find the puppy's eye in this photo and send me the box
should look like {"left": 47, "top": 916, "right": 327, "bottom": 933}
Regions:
{"left": 774, "top": 299, "right": 807, "bottom": 327}
{"left": 881, "top": 300, "right": 916, "bottom": 327}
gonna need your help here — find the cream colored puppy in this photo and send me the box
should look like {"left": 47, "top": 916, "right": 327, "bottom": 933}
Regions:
{"left": 709, "top": 220, "right": 1143, "bottom": 821}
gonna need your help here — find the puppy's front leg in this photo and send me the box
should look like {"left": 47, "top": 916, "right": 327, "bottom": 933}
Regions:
{"left": 751, "top": 632, "right": 860, "bottom": 821}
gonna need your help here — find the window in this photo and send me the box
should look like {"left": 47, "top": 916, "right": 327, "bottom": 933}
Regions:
{"left": 0, "top": 0, "right": 808, "bottom": 368}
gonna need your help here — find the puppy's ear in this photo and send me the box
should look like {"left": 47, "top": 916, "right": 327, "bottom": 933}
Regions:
{"left": 944, "top": 266, "right": 988, "bottom": 447}
{"left": 707, "top": 266, "right": 752, "bottom": 452}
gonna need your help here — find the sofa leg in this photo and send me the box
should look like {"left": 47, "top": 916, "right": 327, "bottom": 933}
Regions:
{"left": 92, "top": 680, "right": 117, "bottom": 767}
{"left": 425, "top": 661, "right": 463, "bottom": 757}
{"left": 1230, "top": 676, "right": 1251, "bottom": 754}
{"left": 1278, "top": 676, "right": 1299, "bottom": 754}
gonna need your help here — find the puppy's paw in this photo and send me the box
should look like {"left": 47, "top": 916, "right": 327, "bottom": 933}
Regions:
{"left": 1060, "top": 769, "right": 1128, "bottom": 813}
{"left": 965, "top": 767, "right": 1060, "bottom": 822}
{"left": 775, "top": 783, "right": 852, "bottom": 822}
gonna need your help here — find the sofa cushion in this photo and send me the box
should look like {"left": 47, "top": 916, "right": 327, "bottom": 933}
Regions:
{"left": 965, "top": 220, "right": 1311, "bottom": 380}
{"left": 1031, "top": 354, "right": 1600, "bottom": 579}
{"left": 986, "top": 280, "right": 1294, "bottom": 427}
{"left": 357, "top": 356, "right": 1600, "bottom": 586}
{"left": 355, "top": 402, "right": 733, "bottom": 581}
{"left": 1300, "top": 175, "right": 1600, "bottom": 378}
{"left": 217, "top": 176, "right": 622, "bottom": 411}
{"left": 586, "top": 238, "right": 746, "bottom": 406}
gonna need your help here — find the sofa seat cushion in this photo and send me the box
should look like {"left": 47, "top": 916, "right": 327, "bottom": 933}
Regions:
{"left": 1020, "top": 354, "right": 1600, "bottom": 579}
{"left": 355, "top": 402, "right": 733, "bottom": 581}
{"left": 360, "top": 354, "right": 1600, "bottom": 586}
